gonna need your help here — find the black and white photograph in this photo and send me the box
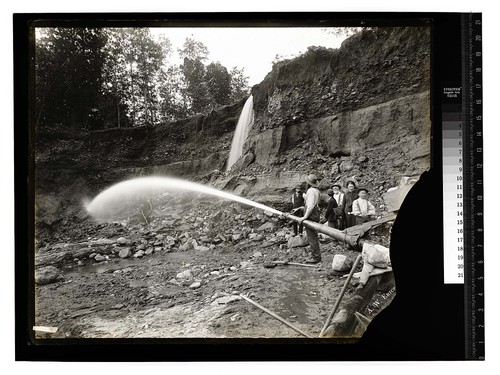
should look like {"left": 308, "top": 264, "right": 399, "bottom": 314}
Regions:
{"left": 31, "top": 20, "right": 431, "bottom": 341}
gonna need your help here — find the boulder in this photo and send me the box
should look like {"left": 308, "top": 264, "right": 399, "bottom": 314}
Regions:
{"left": 362, "top": 243, "right": 390, "bottom": 268}
{"left": 179, "top": 242, "right": 191, "bottom": 251}
{"left": 116, "top": 237, "right": 129, "bottom": 245}
{"left": 331, "top": 254, "right": 353, "bottom": 272}
{"left": 287, "top": 235, "right": 309, "bottom": 248}
{"left": 118, "top": 248, "right": 132, "bottom": 258}
{"left": 145, "top": 248, "right": 154, "bottom": 255}
{"left": 133, "top": 250, "right": 145, "bottom": 258}
{"left": 35, "top": 266, "right": 60, "bottom": 285}
{"left": 200, "top": 236, "right": 211, "bottom": 243}
{"left": 231, "top": 234, "right": 243, "bottom": 242}
{"left": 95, "top": 238, "right": 115, "bottom": 245}
{"left": 383, "top": 176, "right": 417, "bottom": 212}
{"left": 189, "top": 281, "right": 202, "bottom": 289}
{"left": 318, "top": 178, "right": 331, "bottom": 190}
{"left": 94, "top": 254, "right": 105, "bottom": 262}
{"left": 176, "top": 270, "right": 193, "bottom": 279}
{"left": 340, "top": 160, "right": 355, "bottom": 172}
{"left": 249, "top": 234, "right": 264, "bottom": 241}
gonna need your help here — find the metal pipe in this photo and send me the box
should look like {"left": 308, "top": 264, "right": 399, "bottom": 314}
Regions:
{"left": 319, "top": 253, "right": 363, "bottom": 337}
{"left": 284, "top": 213, "right": 361, "bottom": 248}
{"left": 239, "top": 294, "right": 313, "bottom": 338}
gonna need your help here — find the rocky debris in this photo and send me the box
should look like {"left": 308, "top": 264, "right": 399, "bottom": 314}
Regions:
{"left": 331, "top": 254, "right": 353, "bottom": 272}
{"left": 35, "top": 266, "right": 61, "bottom": 285}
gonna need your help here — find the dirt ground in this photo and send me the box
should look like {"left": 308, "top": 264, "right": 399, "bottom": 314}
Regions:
{"left": 34, "top": 198, "right": 394, "bottom": 340}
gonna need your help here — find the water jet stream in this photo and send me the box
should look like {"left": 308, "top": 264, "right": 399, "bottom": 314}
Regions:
{"left": 86, "top": 176, "right": 283, "bottom": 218}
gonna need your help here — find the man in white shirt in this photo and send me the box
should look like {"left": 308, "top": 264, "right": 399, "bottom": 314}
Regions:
{"left": 298, "top": 174, "right": 322, "bottom": 263}
{"left": 352, "top": 187, "right": 376, "bottom": 225}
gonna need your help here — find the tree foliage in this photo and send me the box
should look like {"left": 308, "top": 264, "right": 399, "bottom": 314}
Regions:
{"left": 35, "top": 29, "right": 250, "bottom": 130}
{"left": 35, "top": 28, "right": 106, "bottom": 129}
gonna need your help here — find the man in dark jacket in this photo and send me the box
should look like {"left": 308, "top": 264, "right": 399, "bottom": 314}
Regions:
{"left": 324, "top": 189, "right": 338, "bottom": 228}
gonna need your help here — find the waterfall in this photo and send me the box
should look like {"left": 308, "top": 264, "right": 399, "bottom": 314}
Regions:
{"left": 226, "top": 95, "right": 254, "bottom": 171}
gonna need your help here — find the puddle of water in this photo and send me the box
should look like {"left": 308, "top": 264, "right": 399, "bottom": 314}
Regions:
{"left": 62, "top": 251, "right": 193, "bottom": 276}
{"left": 63, "top": 258, "right": 139, "bottom": 275}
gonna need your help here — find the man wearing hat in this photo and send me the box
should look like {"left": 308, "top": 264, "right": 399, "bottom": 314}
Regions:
{"left": 344, "top": 179, "right": 358, "bottom": 228}
{"left": 332, "top": 183, "right": 346, "bottom": 229}
{"left": 298, "top": 174, "right": 322, "bottom": 264}
{"left": 352, "top": 187, "right": 376, "bottom": 225}
{"left": 324, "top": 189, "right": 339, "bottom": 228}
{"left": 291, "top": 184, "right": 305, "bottom": 236}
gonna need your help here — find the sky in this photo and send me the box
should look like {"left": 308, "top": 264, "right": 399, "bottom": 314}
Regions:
{"left": 150, "top": 27, "right": 348, "bottom": 86}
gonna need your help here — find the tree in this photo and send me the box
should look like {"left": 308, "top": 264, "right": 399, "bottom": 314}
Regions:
{"left": 229, "top": 66, "right": 250, "bottom": 102}
{"left": 100, "top": 28, "right": 171, "bottom": 128}
{"left": 178, "top": 38, "right": 212, "bottom": 114}
{"left": 35, "top": 28, "right": 106, "bottom": 129}
{"left": 157, "top": 64, "right": 191, "bottom": 122}
{"left": 205, "top": 62, "right": 232, "bottom": 108}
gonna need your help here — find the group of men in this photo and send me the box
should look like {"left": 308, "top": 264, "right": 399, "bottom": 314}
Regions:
{"left": 290, "top": 174, "right": 376, "bottom": 264}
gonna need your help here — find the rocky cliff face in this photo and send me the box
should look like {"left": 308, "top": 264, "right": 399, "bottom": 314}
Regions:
{"left": 251, "top": 27, "right": 429, "bottom": 131}
{"left": 35, "top": 26, "right": 431, "bottom": 228}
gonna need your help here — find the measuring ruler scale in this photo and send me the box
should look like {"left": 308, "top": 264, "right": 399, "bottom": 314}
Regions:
{"left": 442, "top": 93, "right": 464, "bottom": 284}
{"left": 442, "top": 13, "right": 484, "bottom": 359}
